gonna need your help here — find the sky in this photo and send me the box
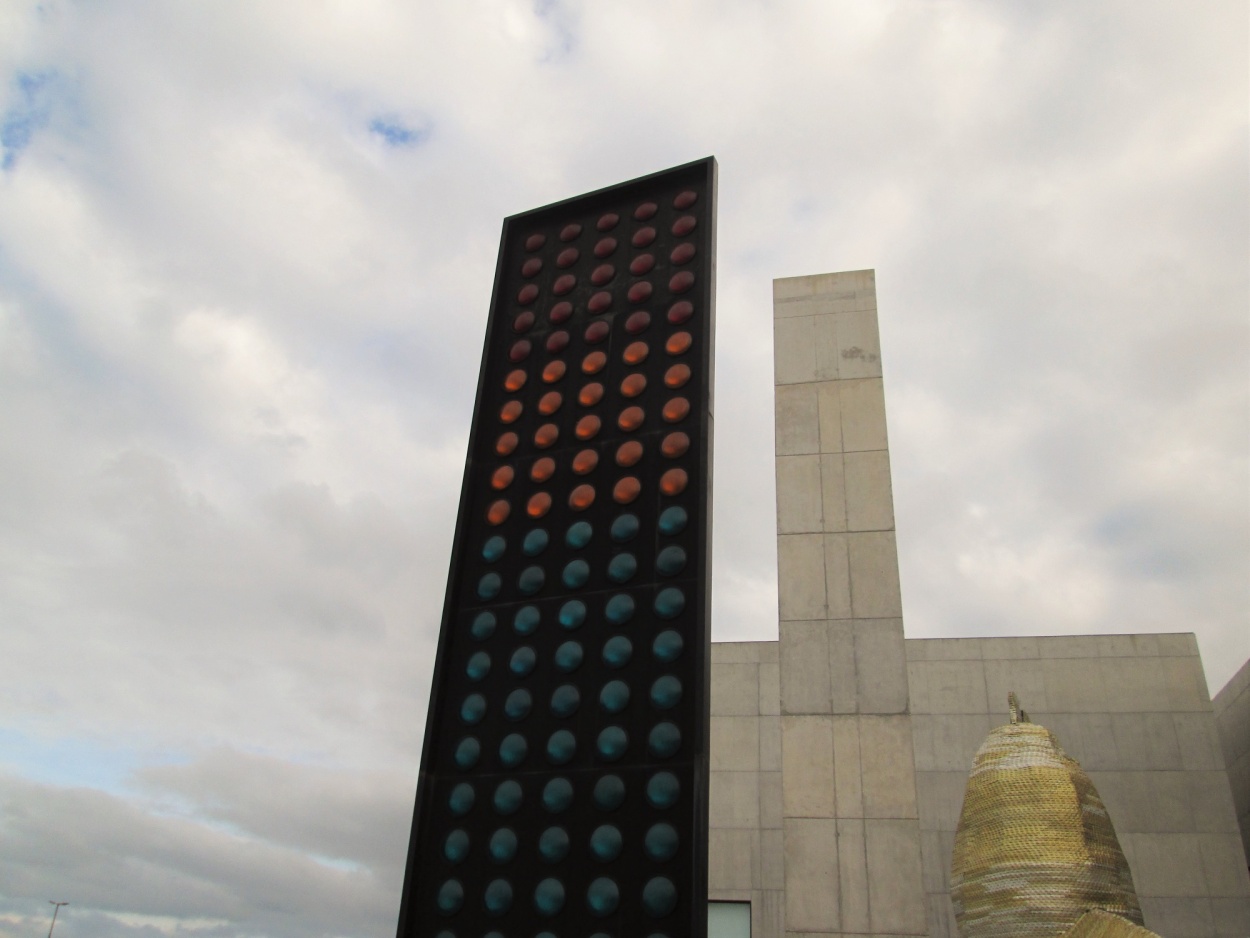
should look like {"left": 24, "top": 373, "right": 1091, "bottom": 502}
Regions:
{"left": 0, "top": 1, "right": 1246, "bottom": 935}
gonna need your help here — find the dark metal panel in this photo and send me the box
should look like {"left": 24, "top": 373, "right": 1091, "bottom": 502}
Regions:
{"left": 398, "top": 157, "right": 716, "bottom": 938}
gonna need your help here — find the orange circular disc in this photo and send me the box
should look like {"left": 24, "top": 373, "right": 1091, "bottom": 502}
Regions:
{"left": 622, "top": 341, "right": 649, "bottom": 365}
{"left": 495, "top": 432, "right": 519, "bottom": 456}
{"left": 572, "top": 449, "right": 599, "bottom": 475}
{"left": 578, "top": 382, "right": 604, "bottom": 407}
{"left": 620, "top": 373, "right": 647, "bottom": 398}
{"left": 542, "top": 360, "right": 567, "bottom": 384}
{"left": 527, "top": 491, "right": 552, "bottom": 518}
{"left": 666, "top": 332, "right": 693, "bottom": 356}
{"left": 569, "top": 484, "right": 596, "bottom": 511}
{"left": 582, "top": 351, "right": 607, "bottom": 375}
{"left": 500, "top": 399, "right": 523, "bottom": 424}
{"left": 487, "top": 499, "right": 511, "bottom": 525}
{"left": 662, "top": 397, "right": 690, "bottom": 423}
{"left": 504, "top": 369, "right": 527, "bottom": 392}
{"left": 491, "top": 465, "right": 515, "bottom": 489}
{"left": 660, "top": 468, "right": 688, "bottom": 496}
{"left": 664, "top": 363, "right": 691, "bottom": 389}
{"left": 530, "top": 457, "right": 555, "bottom": 483}
{"left": 575, "top": 415, "right": 602, "bottom": 441}
{"left": 613, "top": 476, "right": 641, "bottom": 504}
{"left": 534, "top": 423, "right": 559, "bottom": 449}
{"left": 615, "top": 440, "right": 643, "bottom": 467}
{"left": 538, "top": 391, "right": 563, "bottom": 416}
{"left": 618, "top": 406, "right": 644, "bottom": 432}
{"left": 660, "top": 432, "right": 690, "bottom": 459}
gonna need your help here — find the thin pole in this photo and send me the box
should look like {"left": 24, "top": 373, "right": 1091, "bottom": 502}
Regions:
{"left": 48, "top": 901, "right": 68, "bottom": 938}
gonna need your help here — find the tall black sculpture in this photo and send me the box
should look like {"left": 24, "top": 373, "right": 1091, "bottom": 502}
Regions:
{"left": 397, "top": 158, "right": 716, "bottom": 938}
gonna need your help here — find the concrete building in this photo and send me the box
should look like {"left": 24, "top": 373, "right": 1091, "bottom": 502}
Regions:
{"left": 1214, "top": 659, "right": 1250, "bottom": 871}
{"left": 704, "top": 270, "right": 1250, "bottom": 938}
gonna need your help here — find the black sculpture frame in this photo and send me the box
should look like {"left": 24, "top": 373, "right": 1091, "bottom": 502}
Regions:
{"left": 397, "top": 157, "right": 716, "bottom": 938}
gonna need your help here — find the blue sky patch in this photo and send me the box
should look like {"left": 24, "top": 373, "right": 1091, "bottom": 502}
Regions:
{"left": 368, "top": 116, "right": 430, "bottom": 148}
{"left": 2, "top": 70, "right": 59, "bottom": 170}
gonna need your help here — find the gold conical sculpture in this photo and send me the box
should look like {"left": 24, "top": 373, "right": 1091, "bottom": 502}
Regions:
{"left": 950, "top": 694, "right": 1147, "bottom": 938}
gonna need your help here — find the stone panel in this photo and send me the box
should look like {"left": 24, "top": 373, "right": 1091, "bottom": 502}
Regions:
{"left": 777, "top": 455, "right": 825, "bottom": 534}
{"left": 837, "top": 817, "right": 871, "bottom": 933}
{"left": 712, "top": 662, "right": 762, "bottom": 716}
{"left": 782, "top": 716, "right": 834, "bottom": 817}
{"left": 831, "top": 716, "right": 865, "bottom": 820}
{"left": 855, "top": 618, "right": 909, "bottom": 714}
{"left": 709, "top": 827, "right": 759, "bottom": 892}
{"left": 780, "top": 621, "right": 831, "bottom": 714}
{"left": 712, "top": 716, "right": 761, "bottom": 772}
{"left": 774, "top": 316, "right": 818, "bottom": 385}
{"left": 847, "top": 531, "right": 902, "bottom": 619}
{"left": 710, "top": 769, "right": 761, "bottom": 829}
{"left": 778, "top": 533, "right": 826, "bottom": 621}
{"left": 819, "top": 454, "right": 848, "bottom": 532}
{"left": 843, "top": 449, "right": 894, "bottom": 532}
{"left": 783, "top": 818, "right": 840, "bottom": 932}
{"left": 865, "top": 819, "right": 928, "bottom": 934}
{"left": 859, "top": 715, "right": 920, "bottom": 819}
{"left": 838, "top": 377, "right": 889, "bottom": 453}
{"left": 776, "top": 383, "right": 820, "bottom": 455}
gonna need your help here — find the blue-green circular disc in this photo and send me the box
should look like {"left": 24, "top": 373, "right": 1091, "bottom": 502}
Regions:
{"left": 449, "top": 782, "right": 475, "bottom": 815}
{"left": 558, "top": 599, "right": 586, "bottom": 629}
{"left": 533, "top": 878, "right": 565, "bottom": 916}
{"left": 599, "top": 679, "right": 630, "bottom": 714}
{"left": 565, "top": 520, "right": 593, "bottom": 549}
{"left": 466, "top": 651, "right": 491, "bottom": 681}
{"left": 653, "top": 587, "right": 686, "bottom": 619}
{"left": 436, "top": 879, "right": 463, "bottom": 916}
{"left": 488, "top": 828, "right": 517, "bottom": 863}
{"left": 604, "top": 593, "right": 635, "bottom": 625}
{"left": 655, "top": 546, "right": 687, "bottom": 577}
{"left": 596, "top": 725, "right": 628, "bottom": 762}
{"left": 589, "top": 824, "right": 623, "bottom": 862}
{"left": 459, "top": 693, "right": 486, "bottom": 724}
{"left": 652, "top": 630, "right": 683, "bottom": 663}
{"left": 482, "top": 535, "right": 506, "bottom": 562}
{"left": 648, "top": 722, "right": 681, "bottom": 759}
{"left": 644, "top": 823, "right": 679, "bottom": 861}
{"left": 610, "top": 513, "right": 640, "bottom": 542}
{"left": 642, "top": 877, "right": 677, "bottom": 918}
{"left": 554, "top": 641, "right": 583, "bottom": 672}
{"left": 483, "top": 878, "right": 512, "bottom": 916}
{"left": 546, "top": 729, "right": 576, "bottom": 765}
{"left": 602, "top": 636, "right": 632, "bottom": 668}
{"left": 586, "top": 877, "right": 620, "bottom": 917}
{"left": 607, "top": 552, "right": 637, "bottom": 583}
{"left": 523, "top": 528, "right": 549, "bottom": 556}
{"left": 443, "top": 828, "right": 470, "bottom": 863}
{"left": 518, "top": 565, "right": 545, "bottom": 595}
{"left": 477, "top": 572, "right": 501, "bottom": 600}
{"left": 454, "top": 737, "right": 480, "bottom": 770}
{"left": 657, "top": 505, "right": 687, "bottom": 536}
{"left": 513, "top": 605, "right": 541, "bottom": 634}
{"left": 593, "top": 774, "right": 625, "bottom": 810}
{"left": 470, "top": 611, "right": 496, "bottom": 641}
{"left": 503, "top": 688, "right": 531, "bottom": 721}
{"left": 493, "top": 779, "right": 522, "bottom": 815}
{"left": 562, "top": 558, "right": 590, "bottom": 589}
{"left": 542, "top": 777, "right": 573, "bottom": 813}
{"left": 510, "top": 646, "right": 536, "bottom": 676}
{"left": 499, "top": 733, "right": 527, "bottom": 768}
{"left": 550, "top": 684, "right": 580, "bottom": 718}
{"left": 646, "top": 771, "right": 680, "bottom": 809}
{"left": 650, "top": 675, "right": 682, "bottom": 710}
{"left": 538, "top": 826, "right": 569, "bottom": 862}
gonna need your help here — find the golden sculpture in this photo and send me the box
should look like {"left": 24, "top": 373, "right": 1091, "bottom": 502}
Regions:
{"left": 950, "top": 693, "right": 1155, "bottom": 938}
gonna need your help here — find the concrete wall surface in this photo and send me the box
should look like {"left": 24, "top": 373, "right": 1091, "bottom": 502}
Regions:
{"left": 908, "top": 635, "right": 1250, "bottom": 938}
{"left": 1214, "top": 659, "right": 1250, "bottom": 872}
{"left": 708, "top": 640, "right": 784, "bottom": 938}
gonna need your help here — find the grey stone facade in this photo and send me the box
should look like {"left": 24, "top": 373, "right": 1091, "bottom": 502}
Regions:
{"left": 704, "top": 271, "right": 1250, "bottom": 938}
{"left": 1214, "top": 659, "right": 1250, "bottom": 871}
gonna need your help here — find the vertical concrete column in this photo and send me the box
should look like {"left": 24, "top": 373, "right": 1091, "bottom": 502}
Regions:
{"left": 774, "top": 271, "right": 928, "bottom": 937}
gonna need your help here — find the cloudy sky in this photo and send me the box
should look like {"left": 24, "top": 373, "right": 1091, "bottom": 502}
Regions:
{"left": 0, "top": 1, "right": 1245, "bottom": 935}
